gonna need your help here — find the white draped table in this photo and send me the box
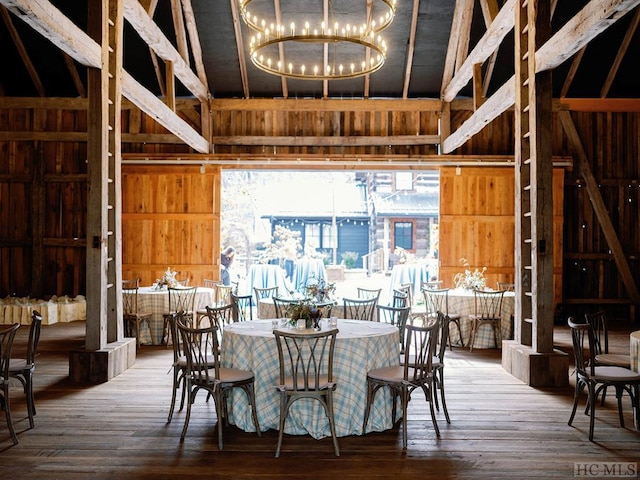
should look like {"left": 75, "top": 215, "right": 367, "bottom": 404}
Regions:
{"left": 221, "top": 319, "right": 399, "bottom": 438}
{"left": 0, "top": 295, "right": 86, "bottom": 325}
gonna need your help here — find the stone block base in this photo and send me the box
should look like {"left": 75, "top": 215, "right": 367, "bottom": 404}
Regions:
{"left": 69, "top": 338, "right": 137, "bottom": 384}
{"left": 502, "top": 340, "right": 569, "bottom": 387}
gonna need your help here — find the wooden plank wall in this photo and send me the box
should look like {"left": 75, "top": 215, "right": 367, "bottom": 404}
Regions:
{"left": 438, "top": 167, "right": 564, "bottom": 307}
{"left": 121, "top": 165, "right": 220, "bottom": 287}
{"left": 561, "top": 111, "right": 640, "bottom": 320}
{"left": 0, "top": 100, "right": 637, "bottom": 321}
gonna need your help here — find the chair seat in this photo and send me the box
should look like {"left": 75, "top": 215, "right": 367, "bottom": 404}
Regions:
{"left": 218, "top": 367, "right": 254, "bottom": 383}
{"left": 368, "top": 365, "right": 419, "bottom": 383}
{"left": 592, "top": 365, "right": 640, "bottom": 383}
{"left": 281, "top": 374, "right": 333, "bottom": 391}
{"left": 595, "top": 353, "right": 630, "bottom": 368}
{"left": 8, "top": 358, "right": 29, "bottom": 372}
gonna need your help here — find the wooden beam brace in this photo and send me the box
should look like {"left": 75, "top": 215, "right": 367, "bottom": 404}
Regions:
{"left": 443, "top": 0, "right": 516, "bottom": 102}
{"left": 558, "top": 110, "right": 640, "bottom": 304}
{"left": 0, "top": 0, "right": 209, "bottom": 153}
{"left": 122, "top": 0, "right": 208, "bottom": 101}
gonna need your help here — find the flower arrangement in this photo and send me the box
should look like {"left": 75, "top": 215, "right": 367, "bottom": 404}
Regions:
{"left": 305, "top": 277, "right": 336, "bottom": 301}
{"left": 453, "top": 258, "right": 487, "bottom": 291}
{"left": 154, "top": 267, "right": 178, "bottom": 289}
{"left": 285, "top": 299, "right": 325, "bottom": 328}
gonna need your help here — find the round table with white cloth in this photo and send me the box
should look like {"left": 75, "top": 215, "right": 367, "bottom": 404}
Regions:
{"left": 134, "top": 286, "right": 215, "bottom": 345}
{"left": 0, "top": 295, "right": 86, "bottom": 325}
{"left": 221, "top": 319, "right": 400, "bottom": 439}
{"left": 412, "top": 288, "right": 515, "bottom": 348}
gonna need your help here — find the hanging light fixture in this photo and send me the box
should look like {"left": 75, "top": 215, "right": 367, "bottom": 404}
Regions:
{"left": 238, "top": 0, "right": 397, "bottom": 80}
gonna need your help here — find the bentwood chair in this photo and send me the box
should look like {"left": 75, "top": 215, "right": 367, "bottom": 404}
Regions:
{"left": 162, "top": 286, "right": 197, "bottom": 345}
{"left": 166, "top": 312, "right": 193, "bottom": 424}
{"left": 423, "top": 288, "right": 464, "bottom": 350}
{"left": 377, "top": 304, "right": 410, "bottom": 355}
{"left": 9, "top": 310, "right": 43, "bottom": 429}
{"left": 363, "top": 322, "right": 440, "bottom": 450}
{"left": 421, "top": 280, "right": 443, "bottom": 291}
{"left": 231, "top": 292, "right": 254, "bottom": 322}
{"left": 254, "top": 286, "right": 279, "bottom": 317}
{"left": 0, "top": 323, "right": 20, "bottom": 445}
{"left": 272, "top": 296, "right": 297, "bottom": 319}
{"left": 122, "top": 282, "right": 153, "bottom": 349}
{"left": 468, "top": 289, "right": 505, "bottom": 351}
{"left": 177, "top": 318, "right": 260, "bottom": 449}
{"left": 215, "top": 284, "right": 233, "bottom": 306}
{"left": 343, "top": 297, "right": 378, "bottom": 321}
{"left": 585, "top": 310, "right": 631, "bottom": 405}
{"left": 567, "top": 318, "right": 640, "bottom": 441}
{"left": 391, "top": 289, "right": 409, "bottom": 308}
{"left": 396, "top": 283, "right": 413, "bottom": 307}
{"left": 273, "top": 328, "right": 340, "bottom": 457}
{"left": 357, "top": 287, "right": 382, "bottom": 303}
{"left": 433, "top": 311, "right": 452, "bottom": 424}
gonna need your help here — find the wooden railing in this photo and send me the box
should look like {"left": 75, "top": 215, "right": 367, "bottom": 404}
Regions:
{"left": 362, "top": 248, "right": 385, "bottom": 275}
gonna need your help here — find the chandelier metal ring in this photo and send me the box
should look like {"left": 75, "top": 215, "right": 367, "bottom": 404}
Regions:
{"left": 238, "top": 0, "right": 397, "bottom": 81}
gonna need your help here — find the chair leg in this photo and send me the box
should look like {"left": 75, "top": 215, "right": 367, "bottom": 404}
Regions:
{"left": 275, "top": 393, "right": 289, "bottom": 458}
{"left": 568, "top": 380, "right": 583, "bottom": 427}
{"left": 26, "top": 372, "right": 35, "bottom": 429}
{"left": 437, "top": 369, "right": 450, "bottom": 424}
{"left": 468, "top": 321, "right": 476, "bottom": 352}
{"left": 325, "top": 391, "right": 340, "bottom": 456}
{"left": 2, "top": 388, "right": 18, "bottom": 445}
{"left": 588, "top": 384, "right": 596, "bottom": 442}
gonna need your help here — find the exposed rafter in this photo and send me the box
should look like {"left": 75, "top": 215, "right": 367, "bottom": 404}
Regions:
{"left": 0, "top": 0, "right": 209, "bottom": 153}
{"left": 442, "top": 0, "right": 640, "bottom": 153}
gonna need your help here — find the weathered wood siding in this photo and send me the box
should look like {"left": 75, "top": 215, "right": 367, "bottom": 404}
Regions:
{"left": 438, "top": 167, "right": 564, "bottom": 307}
{"left": 0, "top": 100, "right": 637, "bottom": 322}
{"left": 121, "top": 165, "right": 220, "bottom": 287}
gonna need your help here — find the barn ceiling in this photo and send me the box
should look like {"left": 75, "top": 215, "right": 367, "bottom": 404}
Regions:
{"left": 1, "top": 0, "right": 640, "bottom": 101}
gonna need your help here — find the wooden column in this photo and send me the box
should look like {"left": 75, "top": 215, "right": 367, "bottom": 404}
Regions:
{"left": 70, "top": 0, "right": 135, "bottom": 383}
{"left": 502, "top": 0, "right": 568, "bottom": 387}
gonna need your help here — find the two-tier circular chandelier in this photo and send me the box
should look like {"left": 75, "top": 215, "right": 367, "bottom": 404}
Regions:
{"left": 238, "top": 0, "right": 397, "bottom": 80}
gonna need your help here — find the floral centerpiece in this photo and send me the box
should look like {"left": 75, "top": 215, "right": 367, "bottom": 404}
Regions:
{"left": 154, "top": 267, "right": 179, "bottom": 290}
{"left": 305, "top": 277, "right": 336, "bottom": 302}
{"left": 453, "top": 258, "right": 487, "bottom": 291}
{"left": 285, "top": 299, "right": 325, "bottom": 329}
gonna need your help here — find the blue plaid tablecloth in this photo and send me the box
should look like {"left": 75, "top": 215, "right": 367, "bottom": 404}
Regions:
{"left": 222, "top": 319, "right": 400, "bottom": 439}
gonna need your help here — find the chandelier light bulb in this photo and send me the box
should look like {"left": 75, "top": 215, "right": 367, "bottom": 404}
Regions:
{"left": 240, "top": 0, "right": 396, "bottom": 80}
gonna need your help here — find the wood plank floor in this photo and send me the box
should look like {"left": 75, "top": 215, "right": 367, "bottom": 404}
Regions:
{"left": 0, "top": 320, "right": 638, "bottom": 479}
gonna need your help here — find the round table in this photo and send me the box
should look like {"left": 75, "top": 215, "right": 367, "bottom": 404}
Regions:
{"left": 245, "top": 264, "right": 291, "bottom": 296}
{"left": 389, "top": 264, "right": 429, "bottom": 300}
{"left": 222, "top": 319, "right": 399, "bottom": 439}
{"left": 292, "top": 258, "right": 327, "bottom": 293}
{"left": 134, "top": 286, "right": 215, "bottom": 345}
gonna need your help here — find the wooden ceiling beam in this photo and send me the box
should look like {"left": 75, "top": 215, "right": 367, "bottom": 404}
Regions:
{"left": 442, "top": 0, "right": 516, "bottom": 102}
{"left": 0, "top": 0, "right": 209, "bottom": 153}
{"left": 229, "top": 0, "right": 250, "bottom": 98}
{"left": 181, "top": 0, "right": 207, "bottom": 86}
{"left": 402, "top": 0, "right": 420, "bottom": 99}
{"left": 600, "top": 6, "right": 640, "bottom": 97}
{"left": 443, "top": 0, "right": 640, "bottom": 153}
{"left": 122, "top": 0, "right": 208, "bottom": 101}
{"left": 211, "top": 134, "right": 440, "bottom": 147}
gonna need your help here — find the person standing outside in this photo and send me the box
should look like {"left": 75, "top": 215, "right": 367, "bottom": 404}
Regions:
{"left": 220, "top": 246, "right": 236, "bottom": 286}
